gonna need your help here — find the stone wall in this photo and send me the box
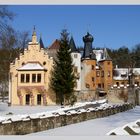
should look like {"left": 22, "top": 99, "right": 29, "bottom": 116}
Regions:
{"left": 0, "top": 103, "right": 133, "bottom": 135}
{"left": 136, "top": 89, "right": 140, "bottom": 105}
{"left": 107, "top": 88, "right": 128, "bottom": 103}
{"left": 108, "top": 87, "right": 140, "bottom": 106}
{"left": 74, "top": 90, "right": 99, "bottom": 102}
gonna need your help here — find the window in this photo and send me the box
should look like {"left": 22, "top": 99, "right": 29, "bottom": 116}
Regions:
{"left": 98, "top": 84, "right": 101, "bottom": 88}
{"left": 96, "top": 71, "right": 100, "bottom": 77}
{"left": 92, "top": 77, "right": 95, "bottom": 82}
{"left": 37, "top": 74, "right": 41, "bottom": 83}
{"left": 86, "top": 83, "right": 90, "bottom": 88}
{"left": 92, "top": 65, "right": 94, "bottom": 70}
{"left": 102, "top": 83, "right": 104, "bottom": 88}
{"left": 121, "top": 74, "right": 127, "bottom": 78}
{"left": 101, "top": 71, "right": 104, "bottom": 77}
{"left": 21, "top": 74, "right": 25, "bottom": 83}
{"left": 74, "top": 54, "right": 77, "bottom": 58}
{"left": 43, "top": 61, "right": 46, "bottom": 65}
{"left": 136, "top": 82, "right": 139, "bottom": 86}
{"left": 37, "top": 94, "right": 41, "bottom": 105}
{"left": 116, "top": 82, "right": 119, "bottom": 86}
{"left": 108, "top": 71, "right": 111, "bottom": 77}
{"left": 26, "top": 94, "right": 30, "bottom": 105}
{"left": 121, "top": 82, "right": 124, "bottom": 85}
{"left": 108, "top": 62, "right": 110, "bottom": 65}
{"left": 32, "top": 74, "right": 36, "bottom": 83}
{"left": 26, "top": 74, "right": 30, "bottom": 83}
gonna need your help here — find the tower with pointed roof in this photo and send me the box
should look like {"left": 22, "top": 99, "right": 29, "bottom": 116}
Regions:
{"left": 82, "top": 32, "right": 96, "bottom": 60}
{"left": 69, "top": 36, "right": 78, "bottom": 52}
{"left": 81, "top": 32, "right": 97, "bottom": 91}
{"left": 97, "top": 48, "right": 113, "bottom": 91}
{"left": 39, "top": 35, "right": 45, "bottom": 48}
{"left": 69, "top": 36, "right": 81, "bottom": 91}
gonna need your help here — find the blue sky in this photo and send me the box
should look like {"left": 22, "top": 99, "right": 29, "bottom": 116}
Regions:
{"left": 8, "top": 5, "right": 140, "bottom": 49}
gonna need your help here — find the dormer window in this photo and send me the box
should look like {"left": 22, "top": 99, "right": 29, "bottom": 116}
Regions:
{"left": 121, "top": 74, "right": 127, "bottom": 78}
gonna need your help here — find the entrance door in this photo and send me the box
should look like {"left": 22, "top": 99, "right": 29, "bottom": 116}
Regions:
{"left": 26, "top": 94, "right": 30, "bottom": 105}
{"left": 37, "top": 94, "right": 41, "bottom": 105}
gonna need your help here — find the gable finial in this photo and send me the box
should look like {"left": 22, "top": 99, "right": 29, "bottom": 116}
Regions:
{"left": 33, "top": 25, "right": 36, "bottom": 36}
{"left": 32, "top": 25, "right": 37, "bottom": 43}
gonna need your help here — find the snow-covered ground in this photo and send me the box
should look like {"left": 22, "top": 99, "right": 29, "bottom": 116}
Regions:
{"left": 29, "top": 106, "right": 140, "bottom": 136}
{"left": 0, "top": 105, "right": 60, "bottom": 117}
{"left": 0, "top": 99, "right": 107, "bottom": 117}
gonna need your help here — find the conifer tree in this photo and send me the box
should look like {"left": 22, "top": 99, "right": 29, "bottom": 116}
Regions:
{"left": 50, "top": 29, "right": 76, "bottom": 106}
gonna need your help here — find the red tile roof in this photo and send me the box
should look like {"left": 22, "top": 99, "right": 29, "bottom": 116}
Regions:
{"left": 48, "top": 39, "right": 60, "bottom": 49}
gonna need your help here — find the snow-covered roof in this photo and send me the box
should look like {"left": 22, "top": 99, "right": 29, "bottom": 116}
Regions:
{"left": 133, "top": 68, "right": 140, "bottom": 75}
{"left": 113, "top": 68, "right": 140, "bottom": 80}
{"left": 18, "top": 63, "right": 44, "bottom": 71}
{"left": 113, "top": 68, "right": 128, "bottom": 80}
{"left": 93, "top": 49, "right": 103, "bottom": 62}
{"left": 96, "top": 66, "right": 100, "bottom": 69}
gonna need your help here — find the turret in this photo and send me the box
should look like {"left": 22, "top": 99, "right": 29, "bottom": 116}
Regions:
{"left": 39, "top": 35, "right": 45, "bottom": 48}
{"left": 82, "top": 32, "right": 96, "bottom": 60}
{"left": 69, "top": 36, "right": 78, "bottom": 52}
{"left": 103, "top": 48, "right": 112, "bottom": 61}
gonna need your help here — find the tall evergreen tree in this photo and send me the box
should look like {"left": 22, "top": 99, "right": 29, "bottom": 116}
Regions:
{"left": 50, "top": 29, "right": 76, "bottom": 106}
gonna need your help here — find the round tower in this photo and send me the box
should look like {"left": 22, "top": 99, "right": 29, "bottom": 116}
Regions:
{"left": 81, "top": 32, "right": 97, "bottom": 91}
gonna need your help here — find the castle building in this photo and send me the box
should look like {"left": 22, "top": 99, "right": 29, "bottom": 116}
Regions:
{"left": 9, "top": 29, "right": 113, "bottom": 106}
{"left": 9, "top": 28, "right": 56, "bottom": 105}
{"left": 81, "top": 32, "right": 113, "bottom": 92}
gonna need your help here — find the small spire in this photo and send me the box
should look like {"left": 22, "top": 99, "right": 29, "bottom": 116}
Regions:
{"left": 103, "top": 48, "right": 112, "bottom": 60}
{"left": 87, "top": 24, "right": 92, "bottom": 34}
{"left": 40, "top": 33, "right": 42, "bottom": 38}
{"left": 32, "top": 25, "right": 36, "bottom": 36}
{"left": 32, "top": 25, "right": 37, "bottom": 43}
{"left": 69, "top": 36, "right": 78, "bottom": 52}
{"left": 39, "top": 34, "right": 44, "bottom": 48}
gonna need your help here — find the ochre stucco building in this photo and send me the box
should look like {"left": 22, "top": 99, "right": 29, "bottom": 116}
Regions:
{"left": 9, "top": 29, "right": 56, "bottom": 105}
{"left": 81, "top": 32, "right": 113, "bottom": 92}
